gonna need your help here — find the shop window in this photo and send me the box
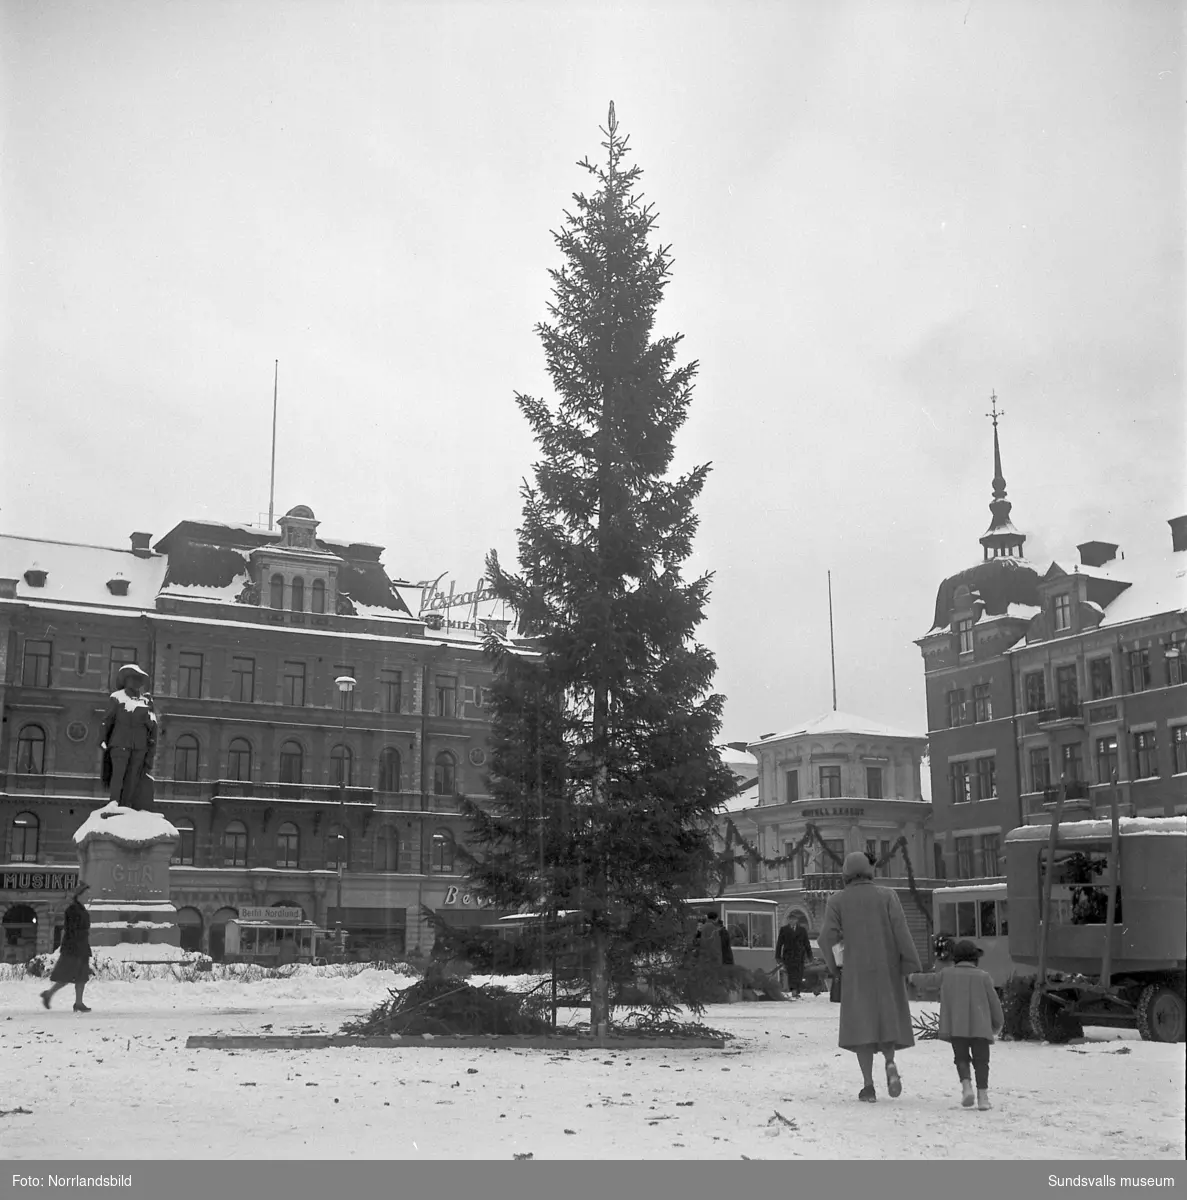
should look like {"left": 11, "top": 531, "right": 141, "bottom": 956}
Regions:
{"left": 227, "top": 738, "right": 252, "bottom": 782}
{"left": 174, "top": 734, "right": 200, "bottom": 782}
{"left": 1040, "top": 845, "right": 1122, "bottom": 926}
{"left": 15, "top": 725, "right": 46, "bottom": 774}
{"left": 11, "top": 812, "right": 39, "bottom": 862}
{"left": 726, "top": 910, "right": 774, "bottom": 951}
{"left": 222, "top": 821, "right": 248, "bottom": 868}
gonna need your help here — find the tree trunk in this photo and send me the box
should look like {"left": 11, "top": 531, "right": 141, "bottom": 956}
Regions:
{"left": 590, "top": 927, "right": 610, "bottom": 1036}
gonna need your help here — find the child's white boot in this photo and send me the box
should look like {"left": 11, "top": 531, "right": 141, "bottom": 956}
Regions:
{"left": 976, "top": 1088, "right": 992, "bottom": 1111}
{"left": 961, "top": 1079, "right": 975, "bottom": 1108}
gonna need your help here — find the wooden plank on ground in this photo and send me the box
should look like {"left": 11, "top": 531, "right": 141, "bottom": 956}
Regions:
{"left": 185, "top": 1033, "right": 725, "bottom": 1050}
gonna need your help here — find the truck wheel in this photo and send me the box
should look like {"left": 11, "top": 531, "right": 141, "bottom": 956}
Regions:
{"left": 1029, "top": 988, "right": 1083, "bottom": 1043}
{"left": 1136, "top": 984, "right": 1187, "bottom": 1043}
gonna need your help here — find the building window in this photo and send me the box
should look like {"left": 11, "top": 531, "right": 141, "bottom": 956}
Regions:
{"left": 1167, "top": 637, "right": 1186, "bottom": 686}
{"left": 311, "top": 579, "right": 326, "bottom": 614}
{"left": 270, "top": 574, "right": 284, "bottom": 609}
{"left": 375, "top": 826, "right": 401, "bottom": 872}
{"left": 436, "top": 675, "right": 458, "bottom": 718}
{"left": 957, "top": 618, "right": 974, "bottom": 654}
{"left": 865, "top": 767, "right": 883, "bottom": 799}
{"left": 1055, "top": 664, "right": 1079, "bottom": 718}
{"left": 980, "top": 832, "right": 1001, "bottom": 877}
{"left": 325, "top": 826, "right": 348, "bottom": 870}
{"left": 955, "top": 836, "right": 975, "bottom": 880}
{"left": 1024, "top": 672, "right": 1047, "bottom": 713}
{"left": 434, "top": 751, "right": 456, "bottom": 796}
{"left": 174, "top": 734, "right": 200, "bottom": 782}
{"left": 22, "top": 640, "right": 52, "bottom": 688}
{"left": 1172, "top": 726, "right": 1187, "bottom": 775}
{"left": 11, "top": 812, "right": 39, "bottom": 862}
{"left": 1029, "top": 747, "right": 1051, "bottom": 792}
{"left": 331, "top": 744, "right": 353, "bottom": 787}
{"left": 818, "top": 765, "right": 842, "bottom": 798}
{"left": 1127, "top": 648, "right": 1151, "bottom": 693}
{"left": 178, "top": 652, "right": 204, "bottom": 699}
{"left": 783, "top": 843, "right": 804, "bottom": 880}
{"left": 291, "top": 577, "right": 305, "bottom": 612}
{"left": 108, "top": 647, "right": 138, "bottom": 691}
{"left": 222, "top": 821, "right": 248, "bottom": 868}
{"left": 975, "top": 757, "right": 997, "bottom": 801}
{"left": 382, "top": 670, "right": 403, "bottom": 714}
{"left": 785, "top": 770, "right": 799, "bottom": 803}
{"left": 227, "top": 738, "right": 252, "bottom": 782}
{"left": 950, "top": 761, "right": 973, "bottom": 804}
{"left": 283, "top": 661, "right": 306, "bottom": 707}
{"left": 335, "top": 666, "right": 355, "bottom": 711}
{"left": 276, "top": 822, "right": 300, "bottom": 869}
{"left": 934, "top": 844, "right": 946, "bottom": 880}
{"left": 278, "top": 741, "right": 303, "bottom": 784}
{"left": 946, "top": 689, "right": 967, "bottom": 727}
{"left": 1061, "top": 742, "right": 1084, "bottom": 784}
{"left": 747, "top": 854, "right": 761, "bottom": 884}
{"left": 972, "top": 683, "right": 993, "bottom": 723}
{"left": 1089, "top": 657, "right": 1113, "bottom": 700}
{"left": 866, "top": 839, "right": 890, "bottom": 878}
{"left": 1132, "top": 730, "right": 1158, "bottom": 779}
{"left": 378, "top": 748, "right": 401, "bottom": 793}
{"left": 1095, "top": 736, "right": 1119, "bottom": 785}
{"left": 231, "top": 656, "right": 255, "bottom": 702}
{"left": 15, "top": 725, "right": 46, "bottom": 774}
{"left": 430, "top": 829, "right": 456, "bottom": 874}
{"left": 171, "top": 819, "right": 195, "bottom": 866}
{"left": 1054, "top": 594, "right": 1072, "bottom": 633}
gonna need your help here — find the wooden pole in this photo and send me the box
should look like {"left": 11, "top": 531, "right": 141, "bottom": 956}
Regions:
{"left": 1035, "top": 782, "right": 1068, "bottom": 990}
{"left": 1101, "top": 773, "right": 1121, "bottom": 987}
{"left": 268, "top": 359, "right": 279, "bottom": 530}
{"left": 828, "top": 571, "right": 837, "bottom": 711}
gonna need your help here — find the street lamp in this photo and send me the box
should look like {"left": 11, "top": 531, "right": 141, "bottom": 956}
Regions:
{"left": 334, "top": 675, "right": 356, "bottom": 959}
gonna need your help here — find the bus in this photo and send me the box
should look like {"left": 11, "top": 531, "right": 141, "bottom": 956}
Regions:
{"left": 683, "top": 897, "right": 780, "bottom": 973}
{"left": 931, "top": 882, "right": 1029, "bottom": 987}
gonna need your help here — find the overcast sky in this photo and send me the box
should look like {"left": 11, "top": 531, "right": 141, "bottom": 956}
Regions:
{"left": 2, "top": 0, "right": 1182, "bottom": 746}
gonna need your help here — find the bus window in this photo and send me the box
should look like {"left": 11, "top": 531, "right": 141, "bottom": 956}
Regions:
{"left": 997, "top": 901, "right": 1008, "bottom": 936}
{"left": 727, "top": 919, "right": 749, "bottom": 948}
{"left": 939, "top": 902, "right": 957, "bottom": 936}
{"left": 749, "top": 912, "right": 774, "bottom": 951}
{"left": 979, "top": 900, "right": 998, "bottom": 937}
{"left": 957, "top": 902, "right": 977, "bottom": 937}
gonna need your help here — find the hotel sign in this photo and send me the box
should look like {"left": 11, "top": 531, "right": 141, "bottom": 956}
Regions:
{"left": 801, "top": 807, "right": 866, "bottom": 818}
{"left": 2, "top": 870, "right": 81, "bottom": 892}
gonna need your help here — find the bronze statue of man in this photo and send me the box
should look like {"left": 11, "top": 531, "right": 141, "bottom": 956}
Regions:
{"left": 100, "top": 664, "right": 157, "bottom": 809}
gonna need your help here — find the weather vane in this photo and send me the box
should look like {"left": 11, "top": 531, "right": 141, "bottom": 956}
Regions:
{"left": 986, "top": 390, "right": 1004, "bottom": 429}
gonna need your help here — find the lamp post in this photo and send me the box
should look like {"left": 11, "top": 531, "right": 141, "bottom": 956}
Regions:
{"left": 334, "top": 675, "right": 356, "bottom": 960}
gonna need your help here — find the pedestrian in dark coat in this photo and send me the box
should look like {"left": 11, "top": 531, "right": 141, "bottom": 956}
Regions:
{"left": 100, "top": 664, "right": 157, "bottom": 809}
{"left": 710, "top": 913, "right": 735, "bottom": 966}
{"left": 819, "top": 851, "right": 922, "bottom": 1103}
{"left": 776, "top": 915, "right": 812, "bottom": 996}
{"left": 41, "top": 884, "right": 93, "bottom": 1012}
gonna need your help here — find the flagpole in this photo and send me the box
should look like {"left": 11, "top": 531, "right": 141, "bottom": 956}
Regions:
{"left": 268, "top": 360, "right": 278, "bottom": 530}
{"left": 828, "top": 571, "right": 837, "bottom": 711}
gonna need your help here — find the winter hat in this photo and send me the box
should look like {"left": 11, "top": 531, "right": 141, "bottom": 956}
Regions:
{"left": 952, "top": 939, "right": 984, "bottom": 964}
{"left": 116, "top": 664, "right": 149, "bottom": 685}
{"left": 842, "top": 851, "right": 875, "bottom": 881}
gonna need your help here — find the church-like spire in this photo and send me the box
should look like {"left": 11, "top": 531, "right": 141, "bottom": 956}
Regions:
{"left": 979, "top": 392, "right": 1027, "bottom": 560}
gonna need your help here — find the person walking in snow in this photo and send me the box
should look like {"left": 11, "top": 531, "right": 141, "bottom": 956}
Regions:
{"left": 41, "top": 883, "right": 93, "bottom": 1013}
{"left": 819, "top": 851, "right": 921, "bottom": 1103}
{"left": 776, "top": 913, "right": 812, "bottom": 997}
{"left": 909, "top": 939, "right": 1004, "bottom": 1110}
{"left": 100, "top": 664, "right": 157, "bottom": 809}
{"left": 709, "top": 912, "right": 734, "bottom": 966}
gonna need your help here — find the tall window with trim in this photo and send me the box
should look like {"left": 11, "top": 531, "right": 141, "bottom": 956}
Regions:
{"left": 270, "top": 575, "right": 284, "bottom": 609}
{"left": 1089, "top": 657, "right": 1113, "bottom": 700}
{"left": 22, "top": 640, "right": 52, "bottom": 687}
{"left": 1061, "top": 742, "right": 1084, "bottom": 784}
{"left": 973, "top": 684, "right": 993, "bottom": 722}
{"left": 231, "top": 657, "right": 255, "bottom": 702}
{"left": 278, "top": 741, "right": 303, "bottom": 784}
{"left": 335, "top": 666, "right": 355, "bottom": 711}
{"left": 1132, "top": 731, "right": 1158, "bottom": 779}
{"left": 1167, "top": 637, "right": 1186, "bottom": 686}
{"left": 178, "top": 652, "right": 203, "bottom": 699}
{"left": 947, "top": 689, "right": 967, "bottom": 727}
{"left": 434, "top": 752, "right": 456, "bottom": 796}
{"left": 865, "top": 767, "right": 883, "bottom": 799}
{"left": 1024, "top": 672, "right": 1047, "bottom": 713}
{"left": 785, "top": 770, "right": 799, "bottom": 803}
{"left": 325, "top": 826, "right": 348, "bottom": 870}
{"left": 436, "top": 675, "right": 457, "bottom": 718}
{"left": 1173, "top": 726, "right": 1187, "bottom": 775}
{"left": 311, "top": 579, "right": 326, "bottom": 614}
{"left": 1029, "top": 747, "right": 1051, "bottom": 792}
{"left": 375, "top": 826, "right": 401, "bottom": 872}
{"left": 1055, "top": 664, "right": 1079, "bottom": 718}
{"left": 950, "top": 761, "right": 972, "bottom": 804}
{"left": 171, "top": 819, "right": 195, "bottom": 865}
{"left": 1054, "top": 594, "right": 1072, "bottom": 632}
{"left": 818, "top": 765, "right": 842, "bottom": 798}
{"left": 430, "top": 829, "right": 456, "bottom": 874}
{"left": 975, "top": 757, "right": 996, "bottom": 801}
{"left": 11, "top": 812, "right": 39, "bottom": 862}
{"left": 331, "top": 745, "right": 353, "bottom": 787}
{"left": 291, "top": 577, "right": 305, "bottom": 611}
{"left": 222, "top": 821, "right": 248, "bottom": 868}
{"left": 382, "top": 670, "right": 403, "bottom": 714}
{"left": 1127, "top": 649, "right": 1151, "bottom": 693}
{"left": 980, "top": 832, "right": 1001, "bottom": 877}
{"left": 1095, "top": 736, "right": 1118, "bottom": 784}
{"left": 955, "top": 836, "right": 975, "bottom": 880}
{"left": 378, "top": 748, "right": 401, "bottom": 793}
{"left": 174, "top": 734, "right": 199, "bottom": 782}
{"left": 957, "top": 618, "right": 974, "bottom": 654}
{"left": 15, "top": 725, "right": 46, "bottom": 774}
{"left": 276, "top": 822, "right": 300, "bottom": 869}
{"left": 108, "top": 647, "right": 138, "bottom": 691}
{"left": 227, "top": 738, "right": 252, "bottom": 782}
{"left": 283, "top": 661, "right": 306, "bottom": 707}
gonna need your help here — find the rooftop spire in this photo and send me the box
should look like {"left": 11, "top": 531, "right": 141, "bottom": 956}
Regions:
{"left": 979, "top": 391, "right": 1026, "bottom": 561}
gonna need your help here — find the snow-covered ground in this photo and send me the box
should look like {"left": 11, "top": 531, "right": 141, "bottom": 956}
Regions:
{"left": 0, "top": 968, "right": 1181, "bottom": 1160}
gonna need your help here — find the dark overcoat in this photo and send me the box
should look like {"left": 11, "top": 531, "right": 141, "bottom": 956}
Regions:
{"left": 819, "top": 878, "right": 921, "bottom": 1051}
{"left": 776, "top": 923, "right": 811, "bottom": 967}
{"left": 100, "top": 690, "right": 157, "bottom": 788}
{"left": 50, "top": 899, "right": 92, "bottom": 984}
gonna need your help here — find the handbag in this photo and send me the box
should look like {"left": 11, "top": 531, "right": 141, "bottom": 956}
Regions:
{"left": 829, "top": 968, "right": 842, "bottom": 1003}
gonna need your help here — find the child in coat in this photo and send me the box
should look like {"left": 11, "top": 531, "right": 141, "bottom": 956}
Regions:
{"left": 910, "top": 939, "right": 1004, "bottom": 1110}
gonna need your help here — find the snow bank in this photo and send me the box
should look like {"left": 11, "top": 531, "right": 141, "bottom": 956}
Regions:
{"left": 1005, "top": 816, "right": 1187, "bottom": 843}
{"left": 74, "top": 802, "right": 179, "bottom": 849}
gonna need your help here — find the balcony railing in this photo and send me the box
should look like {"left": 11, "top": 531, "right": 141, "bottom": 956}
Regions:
{"left": 1035, "top": 703, "right": 1084, "bottom": 728}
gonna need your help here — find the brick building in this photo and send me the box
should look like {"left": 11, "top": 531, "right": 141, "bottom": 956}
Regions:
{"left": 0, "top": 505, "right": 514, "bottom": 962}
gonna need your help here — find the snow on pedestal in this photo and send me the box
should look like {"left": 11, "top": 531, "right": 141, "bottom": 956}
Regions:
{"left": 73, "top": 802, "right": 182, "bottom": 953}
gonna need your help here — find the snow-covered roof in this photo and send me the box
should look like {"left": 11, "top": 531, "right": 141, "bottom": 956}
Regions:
{"left": 0, "top": 534, "right": 168, "bottom": 610}
{"left": 1093, "top": 548, "right": 1186, "bottom": 628}
{"left": 73, "top": 802, "right": 179, "bottom": 849}
{"left": 1004, "top": 816, "right": 1187, "bottom": 843}
{"left": 750, "top": 709, "right": 926, "bottom": 747}
{"left": 720, "top": 779, "right": 760, "bottom": 813}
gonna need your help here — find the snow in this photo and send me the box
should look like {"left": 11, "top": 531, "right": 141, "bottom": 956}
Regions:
{"left": 931, "top": 883, "right": 1007, "bottom": 895}
{"left": 1005, "top": 816, "right": 1187, "bottom": 843}
{"left": 0, "top": 969, "right": 1181, "bottom": 1160}
{"left": 73, "top": 803, "right": 179, "bottom": 849}
{"left": 158, "top": 578, "right": 248, "bottom": 604}
{"left": 752, "top": 710, "right": 926, "bottom": 746}
{"left": 0, "top": 534, "right": 168, "bottom": 608}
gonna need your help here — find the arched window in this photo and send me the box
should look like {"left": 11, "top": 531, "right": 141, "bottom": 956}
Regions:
{"left": 375, "top": 825, "right": 401, "bottom": 872}
{"left": 222, "top": 820, "right": 248, "bottom": 868}
{"left": 311, "top": 579, "right": 326, "bottom": 614}
{"left": 278, "top": 741, "right": 304, "bottom": 784}
{"left": 175, "top": 906, "right": 204, "bottom": 953}
{"left": 174, "top": 734, "right": 200, "bottom": 782}
{"left": 276, "top": 821, "right": 300, "bottom": 869}
{"left": 11, "top": 812, "right": 39, "bottom": 862}
{"left": 331, "top": 744, "right": 353, "bottom": 787}
{"left": 378, "top": 748, "right": 401, "bottom": 793}
{"left": 270, "top": 574, "right": 284, "bottom": 609}
{"left": 325, "top": 825, "right": 348, "bottom": 870}
{"left": 227, "top": 738, "right": 252, "bottom": 782}
{"left": 15, "top": 725, "right": 46, "bottom": 774}
{"left": 291, "top": 577, "right": 305, "bottom": 611}
{"left": 171, "top": 818, "right": 195, "bottom": 865}
{"left": 430, "top": 829, "right": 456, "bottom": 874}
{"left": 433, "top": 751, "right": 456, "bottom": 796}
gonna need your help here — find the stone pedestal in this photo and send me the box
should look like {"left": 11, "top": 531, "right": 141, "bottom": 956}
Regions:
{"left": 73, "top": 803, "right": 181, "bottom": 951}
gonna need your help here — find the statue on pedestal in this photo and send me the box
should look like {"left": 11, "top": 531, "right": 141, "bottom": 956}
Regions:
{"left": 100, "top": 664, "right": 157, "bottom": 810}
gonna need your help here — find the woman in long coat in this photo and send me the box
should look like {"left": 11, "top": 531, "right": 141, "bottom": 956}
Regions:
{"left": 40, "top": 883, "right": 93, "bottom": 1012}
{"left": 819, "top": 852, "right": 921, "bottom": 1102}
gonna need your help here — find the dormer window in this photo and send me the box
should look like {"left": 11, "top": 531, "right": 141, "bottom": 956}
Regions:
{"left": 1054, "top": 594, "right": 1072, "bottom": 633}
{"left": 23, "top": 569, "right": 47, "bottom": 588}
{"left": 956, "top": 618, "right": 974, "bottom": 655}
{"left": 106, "top": 576, "right": 130, "bottom": 596}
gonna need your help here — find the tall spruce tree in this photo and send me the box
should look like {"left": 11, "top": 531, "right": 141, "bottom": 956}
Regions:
{"left": 461, "top": 104, "right": 736, "bottom": 1030}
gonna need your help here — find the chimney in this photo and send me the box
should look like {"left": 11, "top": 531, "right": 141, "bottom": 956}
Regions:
{"left": 130, "top": 532, "right": 153, "bottom": 558}
{"left": 1170, "top": 515, "right": 1187, "bottom": 553}
{"left": 1077, "top": 540, "right": 1120, "bottom": 568}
